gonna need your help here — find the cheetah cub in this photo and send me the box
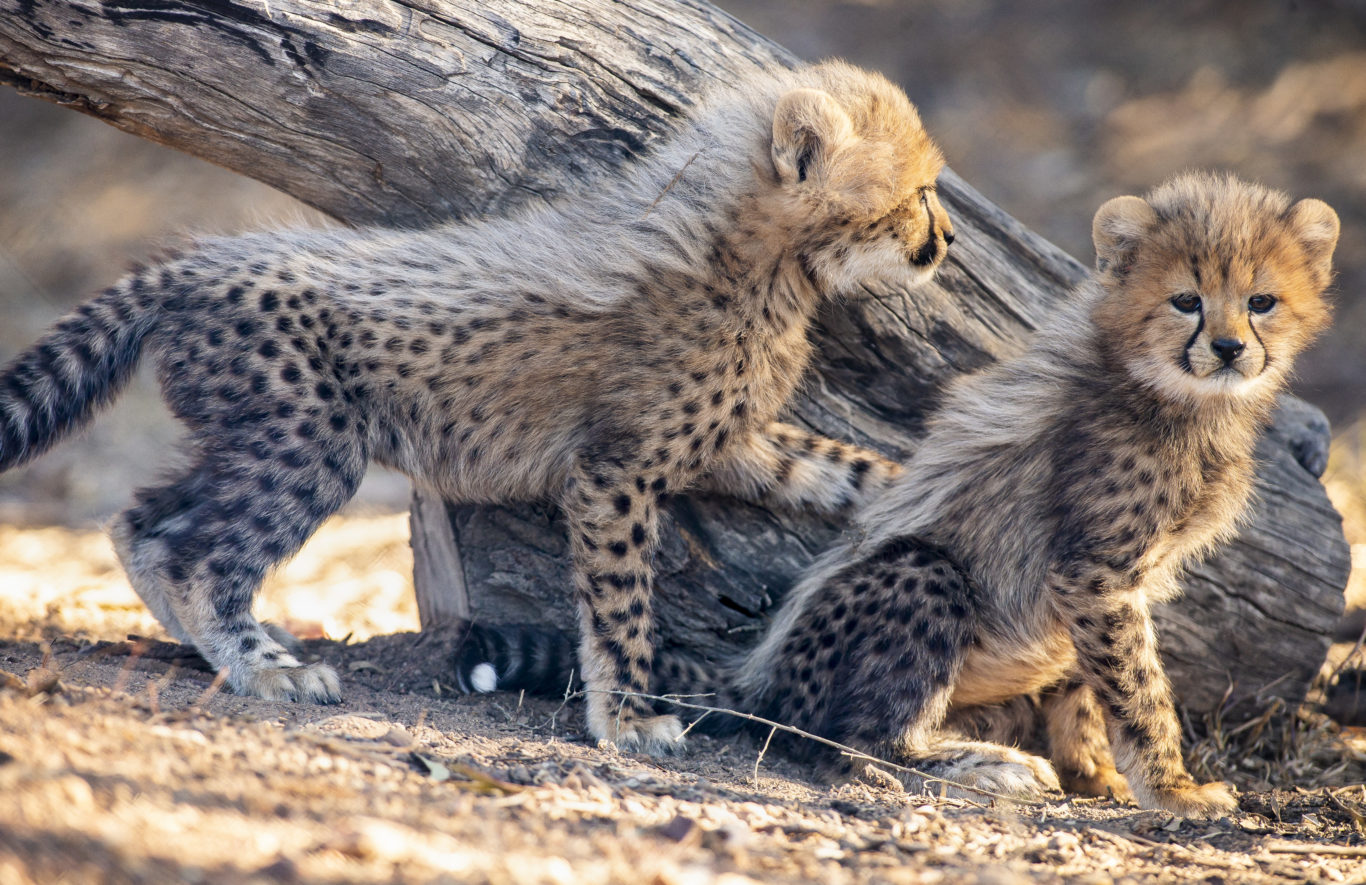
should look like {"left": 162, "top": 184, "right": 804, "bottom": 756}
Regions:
{"left": 0, "top": 62, "right": 952, "bottom": 752}
{"left": 727, "top": 173, "right": 1337, "bottom": 816}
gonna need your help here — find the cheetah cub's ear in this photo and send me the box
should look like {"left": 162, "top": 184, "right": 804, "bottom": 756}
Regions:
{"left": 771, "top": 88, "right": 855, "bottom": 186}
{"left": 1092, "top": 195, "right": 1156, "bottom": 280}
{"left": 1286, "top": 198, "right": 1340, "bottom": 288}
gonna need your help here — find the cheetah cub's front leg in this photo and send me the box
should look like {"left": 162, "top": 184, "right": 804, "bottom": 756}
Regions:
{"left": 700, "top": 421, "right": 903, "bottom": 514}
{"left": 1060, "top": 575, "right": 1236, "bottom": 818}
{"left": 1040, "top": 681, "right": 1133, "bottom": 802}
{"left": 563, "top": 457, "right": 683, "bottom": 754}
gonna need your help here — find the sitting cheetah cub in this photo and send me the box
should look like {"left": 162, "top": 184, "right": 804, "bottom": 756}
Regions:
{"left": 730, "top": 172, "right": 1337, "bottom": 815}
{"left": 0, "top": 62, "right": 952, "bottom": 752}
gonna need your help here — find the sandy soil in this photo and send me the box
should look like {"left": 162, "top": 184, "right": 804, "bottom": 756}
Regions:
{"left": 2, "top": 517, "right": 1365, "bottom": 885}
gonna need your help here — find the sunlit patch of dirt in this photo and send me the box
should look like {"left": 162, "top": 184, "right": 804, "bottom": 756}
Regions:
{"left": 1, "top": 518, "right": 1365, "bottom": 884}
{"left": 0, "top": 513, "right": 418, "bottom": 646}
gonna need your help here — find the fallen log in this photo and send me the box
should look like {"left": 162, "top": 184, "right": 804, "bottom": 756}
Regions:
{"left": 0, "top": 0, "right": 1349, "bottom": 718}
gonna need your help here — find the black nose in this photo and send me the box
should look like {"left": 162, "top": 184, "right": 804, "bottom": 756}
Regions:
{"left": 1211, "top": 338, "right": 1245, "bottom": 365}
{"left": 942, "top": 230, "right": 955, "bottom": 246}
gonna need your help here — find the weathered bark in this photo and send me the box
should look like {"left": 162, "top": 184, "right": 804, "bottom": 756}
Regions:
{"left": 0, "top": 0, "right": 1349, "bottom": 718}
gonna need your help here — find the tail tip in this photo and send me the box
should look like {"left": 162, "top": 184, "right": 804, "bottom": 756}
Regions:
{"left": 468, "top": 662, "right": 499, "bottom": 693}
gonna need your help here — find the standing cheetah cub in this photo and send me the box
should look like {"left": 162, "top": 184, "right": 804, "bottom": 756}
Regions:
{"left": 729, "top": 172, "right": 1337, "bottom": 815}
{"left": 0, "top": 62, "right": 952, "bottom": 752}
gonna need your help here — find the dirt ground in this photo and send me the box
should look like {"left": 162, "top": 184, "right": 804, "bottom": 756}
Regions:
{"left": 2, "top": 517, "right": 1365, "bottom": 885}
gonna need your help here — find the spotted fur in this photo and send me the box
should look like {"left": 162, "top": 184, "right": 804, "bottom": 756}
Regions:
{"left": 733, "top": 173, "right": 1337, "bottom": 813}
{"left": 0, "top": 61, "right": 951, "bottom": 753}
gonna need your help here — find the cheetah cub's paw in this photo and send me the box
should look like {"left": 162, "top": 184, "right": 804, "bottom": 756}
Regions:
{"left": 597, "top": 714, "right": 687, "bottom": 756}
{"left": 1143, "top": 781, "right": 1237, "bottom": 819}
{"left": 924, "top": 744, "right": 1061, "bottom": 800}
{"left": 235, "top": 660, "right": 343, "bottom": 705}
{"left": 1060, "top": 764, "right": 1134, "bottom": 803}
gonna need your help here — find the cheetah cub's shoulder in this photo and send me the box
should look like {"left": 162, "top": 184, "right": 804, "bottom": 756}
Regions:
{"left": 731, "top": 172, "right": 1336, "bottom": 815}
{"left": 0, "top": 61, "right": 953, "bottom": 754}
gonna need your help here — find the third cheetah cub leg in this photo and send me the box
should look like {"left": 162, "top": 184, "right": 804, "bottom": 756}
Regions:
{"left": 1059, "top": 575, "right": 1237, "bottom": 817}
{"left": 1040, "top": 680, "right": 1133, "bottom": 802}
{"left": 563, "top": 456, "right": 682, "bottom": 755}
{"left": 699, "top": 421, "right": 902, "bottom": 514}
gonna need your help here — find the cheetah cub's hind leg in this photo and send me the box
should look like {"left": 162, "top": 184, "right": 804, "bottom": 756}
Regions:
{"left": 110, "top": 444, "right": 363, "bottom": 703}
{"left": 754, "top": 536, "right": 1058, "bottom": 800}
{"left": 890, "top": 737, "right": 1061, "bottom": 801}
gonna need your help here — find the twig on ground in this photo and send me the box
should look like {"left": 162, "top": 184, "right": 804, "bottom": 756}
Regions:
{"left": 192, "top": 667, "right": 229, "bottom": 712}
{"left": 753, "top": 725, "right": 776, "bottom": 785}
{"left": 581, "top": 688, "right": 1045, "bottom": 805}
{"left": 111, "top": 638, "right": 146, "bottom": 696}
{"left": 1266, "top": 843, "right": 1366, "bottom": 857}
{"left": 544, "top": 669, "right": 577, "bottom": 735}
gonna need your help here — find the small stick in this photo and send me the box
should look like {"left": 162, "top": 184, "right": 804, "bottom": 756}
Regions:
{"left": 546, "top": 668, "right": 577, "bottom": 734}
{"left": 614, "top": 692, "right": 628, "bottom": 744}
{"left": 642, "top": 150, "right": 701, "bottom": 218}
{"left": 1266, "top": 843, "right": 1366, "bottom": 857}
{"left": 676, "top": 709, "right": 713, "bottom": 741}
{"left": 192, "top": 667, "right": 229, "bottom": 711}
{"left": 752, "top": 725, "right": 776, "bottom": 785}
{"left": 111, "top": 638, "right": 148, "bottom": 696}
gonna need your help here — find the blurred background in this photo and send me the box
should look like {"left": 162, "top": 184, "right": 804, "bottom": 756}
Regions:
{"left": 0, "top": 0, "right": 1361, "bottom": 614}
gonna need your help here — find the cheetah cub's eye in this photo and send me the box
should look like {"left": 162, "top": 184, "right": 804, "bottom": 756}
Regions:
{"left": 1170, "top": 292, "right": 1202, "bottom": 313}
{"left": 1248, "top": 293, "right": 1277, "bottom": 313}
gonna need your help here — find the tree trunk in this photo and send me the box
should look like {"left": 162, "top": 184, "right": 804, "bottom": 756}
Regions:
{"left": 0, "top": 0, "right": 1349, "bottom": 719}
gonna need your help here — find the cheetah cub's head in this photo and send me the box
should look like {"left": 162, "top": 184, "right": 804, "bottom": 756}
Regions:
{"left": 769, "top": 63, "right": 953, "bottom": 294}
{"left": 1090, "top": 172, "right": 1337, "bottom": 401}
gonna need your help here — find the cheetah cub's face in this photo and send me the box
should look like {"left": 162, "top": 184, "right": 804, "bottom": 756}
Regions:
{"left": 1090, "top": 173, "right": 1338, "bottom": 401}
{"left": 768, "top": 70, "right": 953, "bottom": 294}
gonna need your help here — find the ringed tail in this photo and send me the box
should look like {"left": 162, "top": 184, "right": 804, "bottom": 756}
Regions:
{"left": 453, "top": 621, "right": 582, "bottom": 697}
{"left": 452, "top": 620, "right": 739, "bottom": 732}
{"left": 0, "top": 276, "right": 160, "bottom": 473}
